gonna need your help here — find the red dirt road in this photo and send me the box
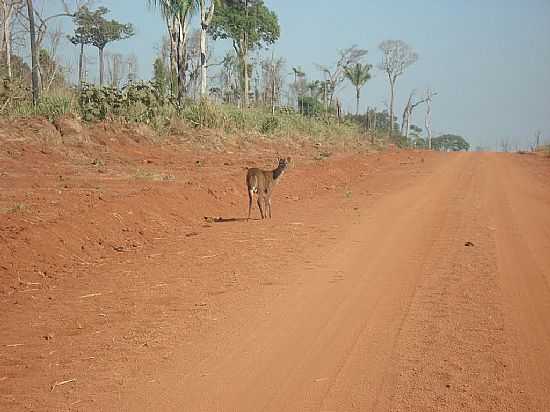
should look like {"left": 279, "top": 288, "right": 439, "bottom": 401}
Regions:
{"left": 1, "top": 138, "right": 550, "bottom": 411}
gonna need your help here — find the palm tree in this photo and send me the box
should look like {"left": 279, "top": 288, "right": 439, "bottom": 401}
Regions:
{"left": 344, "top": 63, "right": 372, "bottom": 115}
{"left": 147, "top": 0, "right": 197, "bottom": 100}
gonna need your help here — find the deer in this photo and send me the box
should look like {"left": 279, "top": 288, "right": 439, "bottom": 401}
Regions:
{"left": 246, "top": 157, "right": 291, "bottom": 221}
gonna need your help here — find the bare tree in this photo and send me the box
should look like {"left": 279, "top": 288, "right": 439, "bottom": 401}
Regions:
{"left": 317, "top": 45, "right": 367, "bottom": 108}
{"left": 534, "top": 130, "right": 542, "bottom": 150}
{"left": 104, "top": 51, "right": 123, "bottom": 87}
{"left": 41, "top": 24, "right": 65, "bottom": 91}
{"left": 148, "top": 1, "right": 197, "bottom": 101}
{"left": 261, "top": 51, "right": 284, "bottom": 114}
{"left": 25, "top": 0, "right": 38, "bottom": 103}
{"left": 1, "top": 0, "right": 24, "bottom": 79}
{"left": 378, "top": 40, "right": 418, "bottom": 138}
{"left": 401, "top": 90, "right": 428, "bottom": 145}
{"left": 19, "top": 0, "right": 91, "bottom": 90}
{"left": 127, "top": 52, "right": 138, "bottom": 83}
{"left": 500, "top": 137, "right": 511, "bottom": 152}
{"left": 424, "top": 88, "right": 437, "bottom": 149}
{"left": 198, "top": 0, "right": 216, "bottom": 99}
{"left": 290, "top": 66, "right": 305, "bottom": 109}
{"left": 217, "top": 50, "right": 239, "bottom": 104}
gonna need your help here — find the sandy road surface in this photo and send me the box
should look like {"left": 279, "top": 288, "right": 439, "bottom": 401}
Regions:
{"left": 118, "top": 153, "right": 550, "bottom": 411}
{"left": 2, "top": 150, "right": 550, "bottom": 411}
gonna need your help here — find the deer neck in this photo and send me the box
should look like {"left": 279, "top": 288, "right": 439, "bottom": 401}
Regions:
{"left": 272, "top": 165, "right": 286, "bottom": 181}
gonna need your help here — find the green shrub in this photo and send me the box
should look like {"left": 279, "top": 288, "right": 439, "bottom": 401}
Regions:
{"left": 297, "top": 96, "right": 323, "bottom": 116}
{"left": 79, "top": 81, "right": 174, "bottom": 123}
{"left": 260, "top": 116, "right": 279, "bottom": 134}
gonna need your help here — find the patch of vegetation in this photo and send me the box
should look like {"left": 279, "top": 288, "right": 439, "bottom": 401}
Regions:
{"left": 133, "top": 169, "right": 175, "bottom": 182}
{"left": 431, "top": 134, "right": 470, "bottom": 152}
{"left": 2, "top": 84, "right": 78, "bottom": 121}
{"left": 1, "top": 203, "right": 27, "bottom": 214}
{"left": 79, "top": 81, "right": 173, "bottom": 123}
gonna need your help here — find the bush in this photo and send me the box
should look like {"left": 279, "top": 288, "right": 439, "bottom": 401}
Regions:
{"left": 297, "top": 96, "right": 323, "bottom": 116}
{"left": 260, "top": 116, "right": 279, "bottom": 134}
{"left": 79, "top": 81, "right": 174, "bottom": 123}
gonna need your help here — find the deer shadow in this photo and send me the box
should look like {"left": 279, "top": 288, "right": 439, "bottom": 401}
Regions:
{"left": 203, "top": 216, "right": 253, "bottom": 224}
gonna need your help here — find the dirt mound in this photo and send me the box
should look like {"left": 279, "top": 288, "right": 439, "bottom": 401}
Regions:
{"left": 0, "top": 117, "right": 61, "bottom": 145}
{"left": 86, "top": 121, "right": 156, "bottom": 145}
{"left": 129, "top": 123, "right": 156, "bottom": 143}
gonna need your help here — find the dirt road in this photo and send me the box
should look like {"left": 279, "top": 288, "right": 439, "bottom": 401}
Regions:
{"left": 2, "top": 147, "right": 550, "bottom": 411}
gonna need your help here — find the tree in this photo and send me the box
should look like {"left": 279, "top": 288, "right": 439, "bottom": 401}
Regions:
{"left": 153, "top": 56, "right": 168, "bottom": 97}
{"left": 534, "top": 130, "right": 543, "bottom": 150}
{"left": 69, "top": 5, "right": 95, "bottom": 87}
{"left": 297, "top": 95, "right": 322, "bottom": 116}
{"left": 147, "top": 0, "right": 198, "bottom": 100}
{"left": 81, "top": 7, "right": 134, "bottom": 86}
{"left": 105, "top": 52, "right": 125, "bottom": 87}
{"left": 198, "top": 0, "right": 217, "bottom": 98}
{"left": 209, "top": 0, "right": 280, "bottom": 107}
{"left": 378, "top": 40, "right": 418, "bottom": 138}
{"left": 432, "top": 134, "right": 470, "bottom": 152}
{"left": 20, "top": 1, "right": 88, "bottom": 90}
{"left": 424, "top": 88, "right": 437, "bottom": 149}
{"left": 260, "top": 52, "right": 284, "bottom": 113}
{"left": 25, "top": 0, "right": 38, "bottom": 104}
{"left": 1, "top": 0, "right": 24, "bottom": 80}
{"left": 218, "top": 49, "right": 240, "bottom": 103}
{"left": 40, "top": 48, "right": 66, "bottom": 91}
{"left": 401, "top": 90, "right": 428, "bottom": 144}
{"left": 291, "top": 66, "right": 305, "bottom": 111}
{"left": 127, "top": 53, "right": 138, "bottom": 83}
{"left": 344, "top": 62, "right": 372, "bottom": 115}
{"left": 317, "top": 45, "right": 368, "bottom": 109}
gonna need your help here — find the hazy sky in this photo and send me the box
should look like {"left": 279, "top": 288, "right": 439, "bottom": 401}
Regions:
{"left": 45, "top": 0, "right": 550, "bottom": 149}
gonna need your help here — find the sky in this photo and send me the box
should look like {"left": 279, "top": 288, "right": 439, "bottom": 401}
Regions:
{"left": 43, "top": 0, "right": 550, "bottom": 150}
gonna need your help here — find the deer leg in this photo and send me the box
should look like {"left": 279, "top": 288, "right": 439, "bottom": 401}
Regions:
{"left": 247, "top": 190, "right": 253, "bottom": 221}
{"left": 267, "top": 197, "right": 272, "bottom": 218}
{"left": 257, "top": 196, "right": 265, "bottom": 219}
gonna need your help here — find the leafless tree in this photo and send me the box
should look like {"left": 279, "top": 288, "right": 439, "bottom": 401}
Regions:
{"left": 104, "top": 51, "right": 124, "bottom": 88}
{"left": 534, "top": 130, "right": 543, "bottom": 150}
{"left": 316, "top": 45, "right": 367, "bottom": 108}
{"left": 1, "top": 0, "right": 24, "bottom": 79}
{"left": 198, "top": 0, "right": 215, "bottom": 99}
{"left": 24, "top": 0, "right": 38, "bottom": 103}
{"left": 401, "top": 90, "right": 428, "bottom": 144}
{"left": 290, "top": 66, "right": 305, "bottom": 110}
{"left": 217, "top": 50, "right": 240, "bottom": 104}
{"left": 19, "top": 0, "right": 91, "bottom": 95}
{"left": 41, "top": 23, "right": 65, "bottom": 91}
{"left": 378, "top": 40, "right": 418, "bottom": 138}
{"left": 424, "top": 88, "right": 437, "bottom": 149}
{"left": 500, "top": 137, "right": 511, "bottom": 152}
{"left": 260, "top": 52, "right": 284, "bottom": 114}
{"left": 127, "top": 53, "right": 138, "bottom": 83}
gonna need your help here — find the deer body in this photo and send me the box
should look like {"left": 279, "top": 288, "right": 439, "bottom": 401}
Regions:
{"left": 246, "top": 157, "right": 290, "bottom": 220}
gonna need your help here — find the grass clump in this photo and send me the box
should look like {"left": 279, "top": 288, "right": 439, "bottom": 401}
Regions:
{"left": 133, "top": 169, "right": 175, "bottom": 182}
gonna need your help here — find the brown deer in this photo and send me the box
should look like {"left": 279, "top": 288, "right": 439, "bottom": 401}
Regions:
{"left": 246, "top": 157, "right": 291, "bottom": 220}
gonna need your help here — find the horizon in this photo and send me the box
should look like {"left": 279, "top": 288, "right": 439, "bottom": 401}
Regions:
{"left": 39, "top": 0, "right": 550, "bottom": 150}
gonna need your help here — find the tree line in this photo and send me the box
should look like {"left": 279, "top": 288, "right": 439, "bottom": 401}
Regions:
{"left": 0, "top": 0, "right": 471, "bottom": 150}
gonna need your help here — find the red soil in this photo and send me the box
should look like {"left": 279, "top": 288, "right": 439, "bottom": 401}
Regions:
{"left": 1, "top": 120, "right": 550, "bottom": 411}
